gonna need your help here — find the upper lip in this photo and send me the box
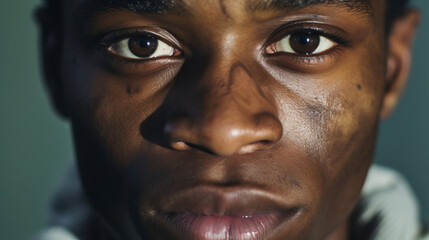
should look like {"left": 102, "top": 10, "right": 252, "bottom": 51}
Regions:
{"left": 153, "top": 185, "right": 301, "bottom": 216}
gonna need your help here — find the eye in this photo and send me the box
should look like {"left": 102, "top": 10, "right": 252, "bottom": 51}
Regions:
{"left": 109, "top": 33, "right": 180, "bottom": 59}
{"left": 266, "top": 31, "right": 337, "bottom": 55}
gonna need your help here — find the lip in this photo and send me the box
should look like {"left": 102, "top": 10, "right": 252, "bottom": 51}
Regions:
{"left": 149, "top": 186, "right": 301, "bottom": 240}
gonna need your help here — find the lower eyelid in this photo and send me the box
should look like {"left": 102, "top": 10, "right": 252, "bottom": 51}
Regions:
{"left": 265, "top": 47, "right": 344, "bottom": 73}
{"left": 101, "top": 53, "right": 184, "bottom": 74}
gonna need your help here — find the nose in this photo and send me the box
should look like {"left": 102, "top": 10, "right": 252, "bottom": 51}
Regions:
{"left": 164, "top": 63, "right": 283, "bottom": 156}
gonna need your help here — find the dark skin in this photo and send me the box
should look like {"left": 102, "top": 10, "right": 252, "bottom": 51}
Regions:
{"left": 38, "top": 0, "right": 419, "bottom": 239}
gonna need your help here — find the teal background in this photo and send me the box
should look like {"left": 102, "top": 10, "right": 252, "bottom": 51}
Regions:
{"left": 0, "top": 0, "right": 428, "bottom": 239}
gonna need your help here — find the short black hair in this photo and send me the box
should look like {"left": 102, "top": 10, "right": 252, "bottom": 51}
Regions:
{"left": 387, "top": 0, "right": 412, "bottom": 32}
{"left": 42, "top": 0, "right": 411, "bottom": 31}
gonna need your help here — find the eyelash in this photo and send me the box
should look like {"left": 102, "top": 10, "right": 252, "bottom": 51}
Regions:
{"left": 100, "top": 30, "right": 179, "bottom": 54}
{"left": 98, "top": 29, "right": 149, "bottom": 50}
{"left": 269, "top": 22, "right": 349, "bottom": 45}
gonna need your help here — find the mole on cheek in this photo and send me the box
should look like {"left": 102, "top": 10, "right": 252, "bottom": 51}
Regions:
{"left": 219, "top": 81, "right": 226, "bottom": 89}
{"left": 356, "top": 84, "right": 362, "bottom": 90}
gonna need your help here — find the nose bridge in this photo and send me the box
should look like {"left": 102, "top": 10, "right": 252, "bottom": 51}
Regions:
{"left": 165, "top": 56, "right": 283, "bottom": 156}
{"left": 197, "top": 61, "right": 272, "bottom": 120}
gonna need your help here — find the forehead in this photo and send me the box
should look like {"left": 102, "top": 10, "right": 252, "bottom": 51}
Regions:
{"left": 69, "top": 0, "right": 377, "bottom": 21}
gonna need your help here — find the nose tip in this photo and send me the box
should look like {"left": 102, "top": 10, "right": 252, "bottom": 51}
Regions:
{"left": 164, "top": 112, "right": 283, "bottom": 156}
{"left": 163, "top": 61, "right": 283, "bottom": 156}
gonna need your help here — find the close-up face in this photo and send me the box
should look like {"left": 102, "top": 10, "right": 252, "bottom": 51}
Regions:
{"left": 39, "top": 0, "right": 418, "bottom": 239}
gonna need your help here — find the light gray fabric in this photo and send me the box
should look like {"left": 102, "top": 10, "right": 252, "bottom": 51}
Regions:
{"left": 30, "top": 163, "right": 98, "bottom": 240}
{"left": 33, "top": 227, "right": 79, "bottom": 240}
{"left": 360, "top": 165, "right": 428, "bottom": 240}
{"left": 32, "top": 164, "right": 428, "bottom": 240}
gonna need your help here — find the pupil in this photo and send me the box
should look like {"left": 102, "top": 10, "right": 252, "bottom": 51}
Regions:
{"left": 138, "top": 37, "right": 152, "bottom": 48}
{"left": 290, "top": 32, "right": 320, "bottom": 55}
{"left": 128, "top": 34, "right": 158, "bottom": 57}
{"left": 298, "top": 36, "right": 311, "bottom": 45}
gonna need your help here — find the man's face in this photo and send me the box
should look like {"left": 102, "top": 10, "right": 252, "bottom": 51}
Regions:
{"left": 57, "top": 0, "right": 389, "bottom": 239}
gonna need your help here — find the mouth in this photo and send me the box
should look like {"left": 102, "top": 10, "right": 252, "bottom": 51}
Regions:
{"left": 162, "top": 211, "right": 297, "bottom": 240}
{"left": 148, "top": 186, "right": 301, "bottom": 240}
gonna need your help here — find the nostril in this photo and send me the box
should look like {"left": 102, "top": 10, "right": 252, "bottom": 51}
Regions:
{"left": 183, "top": 142, "right": 217, "bottom": 155}
{"left": 170, "top": 140, "right": 217, "bottom": 155}
{"left": 164, "top": 111, "right": 283, "bottom": 156}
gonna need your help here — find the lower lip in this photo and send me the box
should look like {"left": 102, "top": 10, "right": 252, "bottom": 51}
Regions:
{"left": 164, "top": 213, "right": 283, "bottom": 240}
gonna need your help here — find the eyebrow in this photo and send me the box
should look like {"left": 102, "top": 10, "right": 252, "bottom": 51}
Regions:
{"left": 76, "top": 0, "right": 372, "bottom": 24}
{"left": 247, "top": 0, "right": 372, "bottom": 15}
{"left": 76, "top": 0, "right": 189, "bottom": 23}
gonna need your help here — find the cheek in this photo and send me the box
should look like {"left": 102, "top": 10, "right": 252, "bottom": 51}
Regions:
{"left": 275, "top": 72, "right": 382, "bottom": 168}
{"left": 270, "top": 42, "right": 386, "bottom": 231}
{"left": 62, "top": 52, "right": 180, "bottom": 166}
{"left": 307, "top": 53, "right": 386, "bottom": 236}
{"left": 287, "top": 45, "right": 385, "bottom": 167}
{"left": 321, "top": 46, "right": 386, "bottom": 214}
{"left": 323, "top": 42, "right": 386, "bottom": 168}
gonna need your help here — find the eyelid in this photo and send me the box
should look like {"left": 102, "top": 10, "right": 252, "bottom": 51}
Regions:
{"left": 97, "top": 27, "right": 184, "bottom": 56}
{"left": 263, "top": 25, "right": 350, "bottom": 61}
{"left": 264, "top": 22, "right": 349, "bottom": 51}
{"left": 262, "top": 23, "right": 350, "bottom": 72}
